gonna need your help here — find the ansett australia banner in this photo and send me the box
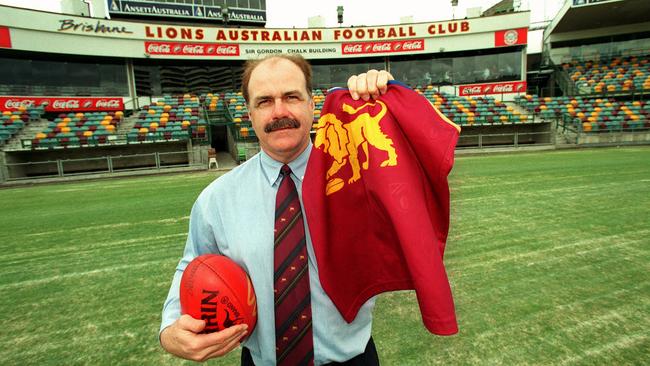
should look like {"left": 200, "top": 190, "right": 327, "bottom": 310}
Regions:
{"left": 1, "top": 96, "right": 124, "bottom": 112}
{"left": 107, "top": 0, "right": 266, "bottom": 24}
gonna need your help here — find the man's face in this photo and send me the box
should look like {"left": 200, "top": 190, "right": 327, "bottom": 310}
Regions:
{"left": 247, "top": 58, "right": 315, "bottom": 163}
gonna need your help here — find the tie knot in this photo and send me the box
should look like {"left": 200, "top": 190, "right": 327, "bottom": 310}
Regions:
{"left": 280, "top": 164, "right": 292, "bottom": 177}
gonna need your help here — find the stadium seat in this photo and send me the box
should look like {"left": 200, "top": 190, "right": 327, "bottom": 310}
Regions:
{"left": 562, "top": 54, "right": 650, "bottom": 95}
{"left": 515, "top": 94, "right": 648, "bottom": 132}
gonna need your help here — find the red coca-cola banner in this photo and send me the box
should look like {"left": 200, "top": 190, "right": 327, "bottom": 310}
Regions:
{"left": 341, "top": 39, "right": 424, "bottom": 55}
{"left": 0, "top": 97, "right": 124, "bottom": 112}
{"left": 494, "top": 28, "right": 527, "bottom": 47}
{"left": 458, "top": 81, "right": 527, "bottom": 96}
{"left": 144, "top": 41, "right": 240, "bottom": 56}
{"left": 0, "top": 26, "right": 11, "bottom": 48}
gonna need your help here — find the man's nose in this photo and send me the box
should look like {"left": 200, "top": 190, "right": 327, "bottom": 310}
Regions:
{"left": 271, "top": 99, "right": 290, "bottom": 119}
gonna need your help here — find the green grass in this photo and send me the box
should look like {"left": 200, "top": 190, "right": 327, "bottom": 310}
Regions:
{"left": 1, "top": 146, "right": 649, "bottom": 365}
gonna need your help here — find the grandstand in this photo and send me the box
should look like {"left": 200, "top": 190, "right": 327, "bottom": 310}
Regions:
{"left": 0, "top": 0, "right": 648, "bottom": 183}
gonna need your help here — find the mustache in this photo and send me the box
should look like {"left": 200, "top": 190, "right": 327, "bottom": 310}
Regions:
{"left": 264, "top": 118, "right": 300, "bottom": 133}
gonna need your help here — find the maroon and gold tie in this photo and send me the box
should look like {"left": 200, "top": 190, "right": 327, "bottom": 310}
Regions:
{"left": 274, "top": 164, "right": 314, "bottom": 366}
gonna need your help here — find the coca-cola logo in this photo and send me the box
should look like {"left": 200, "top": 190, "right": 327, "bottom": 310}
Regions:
{"left": 4, "top": 99, "right": 35, "bottom": 109}
{"left": 147, "top": 43, "right": 171, "bottom": 54}
{"left": 402, "top": 40, "right": 423, "bottom": 50}
{"left": 216, "top": 45, "right": 238, "bottom": 55}
{"left": 343, "top": 44, "right": 363, "bottom": 53}
{"left": 372, "top": 43, "right": 392, "bottom": 52}
{"left": 96, "top": 100, "right": 121, "bottom": 108}
{"left": 493, "top": 84, "right": 514, "bottom": 93}
{"left": 53, "top": 99, "right": 80, "bottom": 109}
{"left": 183, "top": 45, "right": 205, "bottom": 54}
{"left": 462, "top": 86, "right": 482, "bottom": 95}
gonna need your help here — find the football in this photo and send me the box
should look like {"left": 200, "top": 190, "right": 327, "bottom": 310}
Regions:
{"left": 180, "top": 254, "right": 257, "bottom": 334}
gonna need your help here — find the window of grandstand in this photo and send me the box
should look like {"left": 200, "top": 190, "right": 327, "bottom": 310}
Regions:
{"left": 550, "top": 32, "right": 650, "bottom": 64}
{"left": 390, "top": 49, "right": 522, "bottom": 87}
{"left": 311, "top": 58, "right": 385, "bottom": 89}
{"left": 0, "top": 55, "right": 128, "bottom": 96}
{"left": 133, "top": 59, "right": 243, "bottom": 95}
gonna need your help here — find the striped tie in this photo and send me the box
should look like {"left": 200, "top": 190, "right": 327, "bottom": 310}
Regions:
{"left": 274, "top": 164, "right": 314, "bottom": 366}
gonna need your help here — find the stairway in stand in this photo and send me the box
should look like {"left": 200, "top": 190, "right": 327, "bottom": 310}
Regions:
{"left": 3, "top": 118, "right": 49, "bottom": 151}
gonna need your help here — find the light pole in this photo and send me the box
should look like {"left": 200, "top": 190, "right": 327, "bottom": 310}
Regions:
{"left": 222, "top": 5, "right": 229, "bottom": 27}
{"left": 337, "top": 6, "right": 344, "bottom": 26}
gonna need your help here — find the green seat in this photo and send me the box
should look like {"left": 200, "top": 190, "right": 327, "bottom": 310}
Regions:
{"left": 237, "top": 147, "right": 246, "bottom": 163}
{"left": 171, "top": 130, "right": 188, "bottom": 140}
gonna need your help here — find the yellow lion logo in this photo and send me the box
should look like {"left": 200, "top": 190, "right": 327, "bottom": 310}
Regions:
{"left": 313, "top": 100, "right": 398, "bottom": 195}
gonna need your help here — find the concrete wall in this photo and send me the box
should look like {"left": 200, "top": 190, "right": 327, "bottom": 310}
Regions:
{"left": 577, "top": 131, "right": 650, "bottom": 145}
{"left": 3, "top": 141, "right": 190, "bottom": 179}
{"left": 457, "top": 122, "right": 553, "bottom": 148}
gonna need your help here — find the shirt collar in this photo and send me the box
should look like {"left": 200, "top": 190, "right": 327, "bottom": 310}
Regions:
{"left": 260, "top": 143, "right": 312, "bottom": 187}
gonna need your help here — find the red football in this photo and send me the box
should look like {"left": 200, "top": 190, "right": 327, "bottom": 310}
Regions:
{"left": 180, "top": 254, "right": 257, "bottom": 335}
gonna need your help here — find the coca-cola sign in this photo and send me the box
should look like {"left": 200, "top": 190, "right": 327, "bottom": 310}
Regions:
{"left": 95, "top": 99, "right": 121, "bottom": 109}
{"left": 52, "top": 99, "right": 80, "bottom": 109}
{"left": 146, "top": 43, "right": 171, "bottom": 54}
{"left": 459, "top": 81, "right": 527, "bottom": 96}
{"left": 342, "top": 44, "right": 363, "bottom": 53}
{"left": 144, "top": 41, "right": 240, "bottom": 56}
{"left": 216, "top": 45, "right": 239, "bottom": 55}
{"left": 0, "top": 97, "right": 124, "bottom": 111}
{"left": 341, "top": 39, "right": 425, "bottom": 55}
{"left": 4, "top": 99, "right": 36, "bottom": 109}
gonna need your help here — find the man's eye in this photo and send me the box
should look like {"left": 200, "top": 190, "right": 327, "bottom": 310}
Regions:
{"left": 257, "top": 100, "right": 271, "bottom": 107}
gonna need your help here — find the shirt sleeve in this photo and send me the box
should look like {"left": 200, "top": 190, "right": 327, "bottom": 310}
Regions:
{"left": 160, "top": 192, "right": 221, "bottom": 335}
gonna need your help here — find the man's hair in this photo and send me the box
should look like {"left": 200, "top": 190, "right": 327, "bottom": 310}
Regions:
{"left": 241, "top": 54, "right": 313, "bottom": 104}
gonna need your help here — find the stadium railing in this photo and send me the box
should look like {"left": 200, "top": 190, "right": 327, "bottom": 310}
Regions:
{"left": 2, "top": 149, "right": 198, "bottom": 181}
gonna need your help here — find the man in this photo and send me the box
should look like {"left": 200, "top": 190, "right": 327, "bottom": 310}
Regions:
{"left": 160, "top": 54, "right": 393, "bottom": 365}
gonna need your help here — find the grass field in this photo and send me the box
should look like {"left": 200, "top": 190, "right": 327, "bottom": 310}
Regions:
{"left": 1, "top": 146, "right": 648, "bottom": 365}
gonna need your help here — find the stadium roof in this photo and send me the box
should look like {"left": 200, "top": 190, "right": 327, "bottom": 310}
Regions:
{"left": 546, "top": 0, "right": 650, "bottom": 36}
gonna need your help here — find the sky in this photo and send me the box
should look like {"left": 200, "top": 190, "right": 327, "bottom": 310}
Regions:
{"left": 265, "top": 0, "right": 565, "bottom": 28}
{"left": 264, "top": 0, "right": 566, "bottom": 53}
{"left": 0, "top": 0, "right": 567, "bottom": 52}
